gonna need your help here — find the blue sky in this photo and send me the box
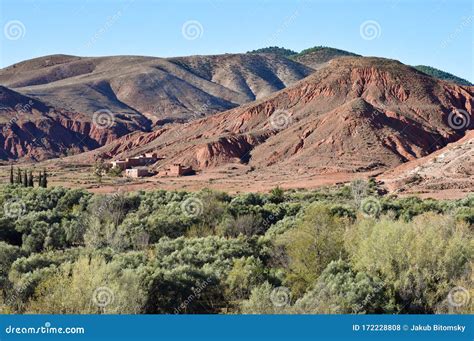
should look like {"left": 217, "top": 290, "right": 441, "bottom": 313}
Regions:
{"left": 1, "top": 0, "right": 473, "bottom": 82}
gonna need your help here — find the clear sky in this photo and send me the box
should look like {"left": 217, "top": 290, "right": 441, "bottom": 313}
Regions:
{"left": 0, "top": 0, "right": 473, "bottom": 82}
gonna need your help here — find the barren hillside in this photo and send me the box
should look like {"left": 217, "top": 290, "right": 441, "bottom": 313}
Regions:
{"left": 93, "top": 57, "right": 473, "bottom": 176}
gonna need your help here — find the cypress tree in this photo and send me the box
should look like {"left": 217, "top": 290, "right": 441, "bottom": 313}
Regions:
{"left": 28, "top": 170, "right": 34, "bottom": 187}
{"left": 22, "top": 170, "right": 28, "bottom": 187}
{"left": 43, "top": 170, "right": 48, "bottom": 188}
{"left": 9, "top": 165, "right": 14, "bottom": 184}
{"left": 38, "top": 172, "right": 43, "bottom": 187}
{"left": 16, "top": 168, "right": 22, "bottom": 184}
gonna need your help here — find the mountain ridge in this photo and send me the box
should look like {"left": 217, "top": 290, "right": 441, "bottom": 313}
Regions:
{"left": 90, "top": 56, "right": 473, "bottom": 176}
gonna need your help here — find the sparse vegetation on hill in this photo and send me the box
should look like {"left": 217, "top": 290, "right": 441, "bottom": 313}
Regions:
{"left": 0, "top": 183, "right": 472, "bottom": 314}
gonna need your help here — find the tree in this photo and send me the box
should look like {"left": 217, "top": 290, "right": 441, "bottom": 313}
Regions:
{"left": 277, "top": 204, "right": 349, "bottom": 297}
{"left": 38, "top": 172, "right": 43, "bottom": 187}
{"left": 293, "top": 260, "right": 388, "bottom": 314}
{"left": 269, "top": 186, "right": 285, "bottom": 203}
{"left": 22, "top": 171, "right": 28, "bottom": 187}
{"left": 16, "top": 169, "right": 21, "bottom": 185}
{"left": 219, "top": 214, "right": 263, "bottom": 237}
{"left": 41, "top": 170, "right": 48, "bottom": 188}
{"left": 144, "top": 266, "right": 223, "bottom": 314}
{"left": 240, "top": 282, "right": 289, "bottom": 314}
{"left": 28, "top": 171, "right": 34, "bottom": 187}
{"left": 225, "top": 256, "right": 265, "bottom": 302}
{"left": 9, "top": 165, "right": 14, "bottom": 185}
{"left": 346, "top": 213, "right": 473, "bottom": 313}
{"left": 27, "top": 256, "right": 146, "bottom": 314}
{"left": 93, "top": 159, "right": 106, "bottom": 183}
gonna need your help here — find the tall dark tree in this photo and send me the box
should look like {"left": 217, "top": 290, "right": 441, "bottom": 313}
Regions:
{"left": 9, "top": 165, "right": 14, "bottom": 184}
{"left": 38, "top": 172, "right": 43, "bottom": 187}
{"left": 28, "top": 170, "right": 34, "bottom": 187}
{"left": 16, "top": 168, "right": 22, "bottom": 184}
{"left": 42, "top": 170, "right": 48, "bottom": 188}
{"left": 22, "top": 170, "right": 28, "bottom": 187}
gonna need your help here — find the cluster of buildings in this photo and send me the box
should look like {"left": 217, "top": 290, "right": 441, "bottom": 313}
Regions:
{"left": 109, "top": 153, "right": 159, "bottom": 170}
{"left": 108, "top": 153, "right": 194, "bottom": 178}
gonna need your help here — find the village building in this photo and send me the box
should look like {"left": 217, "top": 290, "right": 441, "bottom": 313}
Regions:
{"left": 159, "top": 163, "right": 195, "bottom": 177}
{"left": 110, "top": 160, "right": 129, "bottom": 170}
{"left": 108, "top": 153, "right": 159, "bottom": 170}
{"left": 125, "top": 167, "right": 149, "bottom": 178}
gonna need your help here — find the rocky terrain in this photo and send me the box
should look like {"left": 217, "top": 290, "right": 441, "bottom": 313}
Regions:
{"left": 380, "top": 130, "right": 474, "bottom": 198}
{"left": 0, "top": 85, "right": 147, "bottom": 160}
{"left": 0, "top": 53, "right": 314, "bottom": 160}
{"left": 93, "top": 57, "right": 473, "bottom": 177}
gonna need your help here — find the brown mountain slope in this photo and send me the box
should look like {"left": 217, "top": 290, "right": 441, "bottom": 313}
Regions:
{"left": 0, "top": 86, "right": 145, "bottom": 160}
{"left": 380, "top": 130, "right": 473, "bottom": 197}
{"left": 0, "top": 53, "right": 313, "bottom": 125}
{"left": 94, "top": 57, "right": 473, "bottom": 176}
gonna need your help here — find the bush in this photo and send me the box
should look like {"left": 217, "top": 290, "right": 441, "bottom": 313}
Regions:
{"left": 276, "top": 204, "right": 349, "bottom": 297}
{"left": 346, "top": 213, "right": 472, "bottom": 313}
{"left": 293, "top": 260, "right": 389, "bottom": 314}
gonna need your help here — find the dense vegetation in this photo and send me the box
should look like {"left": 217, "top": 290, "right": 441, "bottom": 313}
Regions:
{"left": 0, "top": 181, "right": 472, "bottom": 314}
{"left": 294, "top": 46, "right": 360, "bottom": 59}
{"left": 247, "top": 46, "right": 298, "bottom": 57}
{"left": 413, "top": 65, "right": 473, "bottom": 86}
{"left": 247, "top": 45, "right": 359, "bottom": 61}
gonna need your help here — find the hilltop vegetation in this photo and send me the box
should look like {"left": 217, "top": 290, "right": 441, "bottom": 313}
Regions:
{"left": 413, "top": 65, "right": 473, "bottom": 86}
{"left": 247, "top": 46, "right": 297, "bottom": 57}
{"left": 0, "top": 183, "right": 472, "bottom": 314}
{"left": 247, "top": 46, "right": 471, "bottom": 86}
{"left": 295, "top": 46, "right": 360, "bottom": 58}
{"left": 247, "top": 45, "right": 359, "bottom": 63}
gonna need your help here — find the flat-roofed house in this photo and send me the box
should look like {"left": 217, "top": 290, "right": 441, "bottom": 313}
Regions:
{"left": 110, "top": 160, "right": 129, "bottom": 170}
{"left": 125, "top": 167, "right": 149, "bottom": 178}
{"left": 159, "top": 163, "right": 195, "bottom": 177}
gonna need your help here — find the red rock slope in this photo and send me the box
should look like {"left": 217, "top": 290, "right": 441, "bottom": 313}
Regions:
{"left": 0, "top": 86, "right": 143, "bottom": 160}
{"left": 95, "top": 57, "right": 473, "bottom": 175}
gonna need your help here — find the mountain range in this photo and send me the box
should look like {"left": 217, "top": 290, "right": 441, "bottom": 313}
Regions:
{"left": 0, "top": 46, "right": 472, "bottom": 195}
